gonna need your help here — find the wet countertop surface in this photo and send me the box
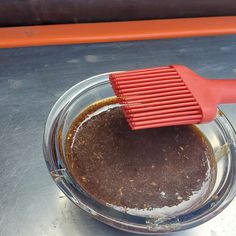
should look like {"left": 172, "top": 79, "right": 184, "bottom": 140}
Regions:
{"left": 0, "top": 35, "right": 236, "bottom": 236}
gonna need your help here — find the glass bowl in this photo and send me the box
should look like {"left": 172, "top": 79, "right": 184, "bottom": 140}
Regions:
{"left": 43, "top": 73, "right": 236, "bottom": 234}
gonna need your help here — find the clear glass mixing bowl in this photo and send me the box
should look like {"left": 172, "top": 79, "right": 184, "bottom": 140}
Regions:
{"left": 43, "top": 73, "right": 236, "bottom": 234}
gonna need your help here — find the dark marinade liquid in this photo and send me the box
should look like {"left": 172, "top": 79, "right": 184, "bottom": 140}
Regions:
{"left": 65, "top": 97, "right": 216, "bottom": 215}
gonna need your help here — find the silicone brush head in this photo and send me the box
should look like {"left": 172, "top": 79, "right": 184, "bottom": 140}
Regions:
{"left": 109, "top": 65, "right": 204, "bottom": 130}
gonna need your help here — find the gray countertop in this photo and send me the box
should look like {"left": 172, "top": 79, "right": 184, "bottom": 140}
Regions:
{"left": 0, "top": 35, "right": 236, "bottom": 236}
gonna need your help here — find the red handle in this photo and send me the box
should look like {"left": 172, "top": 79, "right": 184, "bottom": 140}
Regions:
{"left": 211, "top": 79, "right": 236, "bottom": 104}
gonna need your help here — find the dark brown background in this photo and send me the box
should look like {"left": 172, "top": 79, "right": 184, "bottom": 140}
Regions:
{"left": 0, "top": 0, "right": 236, "bottom": 27}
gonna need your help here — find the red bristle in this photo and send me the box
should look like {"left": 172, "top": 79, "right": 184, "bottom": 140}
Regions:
{"left": 120, "top": 80, "right": 185, "bottom": 92}
{"left": 127, "top": 105, "right": 201, "bottom": 118}
{"left": 126, "top": 97, "right": 196, "bottom": 109}
{"left": 120, "top": 85, "right": 187, "bottom": 96}
{"left": 118, "top": 82, "right": 185, "bottom": 93}
{"left": 131, "top": 115, "right": 202, "bottom": 126}
{"left": 115, "top": 78, "right": 182, "bottom": 89}
{"left": 123, "top": 90, "right": 192, "bottom": 102}
{"left": 114, "top": 72, "right": 179, "bottom": 81}
{"left": 113, "top": 76, "right": 180, "bottom": 86}
{"left": 129, "top": 110, "right": 201, "bottom": 122}
{"left": 122, "top": 93, "right": 193, "bottom": 104}
{"left": 112, "top": 71, "right": 178, "bottom": 81}
{"left": 115, "top": 77, "right": 181, "bottom": 88}
{"left": 131, "top": 119, "right": 201, "bottom": 130}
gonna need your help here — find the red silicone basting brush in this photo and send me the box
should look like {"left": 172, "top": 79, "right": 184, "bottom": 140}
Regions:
{"left": 109, "top": 65, "right": 236, "bottom": 130}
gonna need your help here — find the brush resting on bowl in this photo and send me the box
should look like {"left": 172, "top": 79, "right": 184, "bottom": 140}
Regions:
{"left": 44, "top": 73, "right": 236, "bottom": 233}
{"left": 109, "top": 65, "right": 236, "bottom": 130}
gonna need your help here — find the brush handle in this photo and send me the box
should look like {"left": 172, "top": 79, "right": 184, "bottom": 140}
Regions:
{"left": 211, "top": 79, "right": 236, "bottom": 104}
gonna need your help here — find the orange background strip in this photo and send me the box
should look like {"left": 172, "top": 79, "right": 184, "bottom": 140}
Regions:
{"left": 0, "top": 16, "right": 236, "bottom": 48}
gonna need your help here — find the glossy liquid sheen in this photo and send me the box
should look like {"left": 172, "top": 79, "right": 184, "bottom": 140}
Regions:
{"left": 65, "top": 97, "right": 217, "bottom": 216}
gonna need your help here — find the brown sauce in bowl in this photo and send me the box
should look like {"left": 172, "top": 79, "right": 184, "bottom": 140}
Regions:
{"left": 65, "top": 97, "right": 216, "bottom": 216}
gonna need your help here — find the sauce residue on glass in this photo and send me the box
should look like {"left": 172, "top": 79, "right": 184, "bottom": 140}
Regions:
{"left": 65, "top": 97, "right": 217, "bottom": 216}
